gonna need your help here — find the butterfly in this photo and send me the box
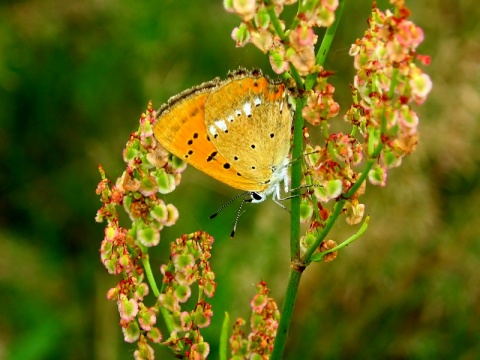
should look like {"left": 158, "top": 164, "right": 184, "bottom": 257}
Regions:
{"left": 153, "top": 69, "right": 293, "bottom": 233}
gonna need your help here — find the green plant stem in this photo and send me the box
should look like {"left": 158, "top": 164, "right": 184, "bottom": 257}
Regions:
{"left": 289, "top": 96, "right": 306, "bottom": 259}
{"left": 270, "top": 267, "right": 303, "bottom": 360}
{"left": 141, "top": 255, "right": 160, "bottom": 297}
{"left": 141, "top": 255, "right": 177, "bottom": 339}
{"left": 316, "top": 0, "right": 345, "bottom": 66}
{"left": 264, "top": 0, "right": 286, "bottom": 39}
{"left": 272, "top": 3, "right": 346, "bottom": 358}
{"left": 271, "top": 89, "right": 306, "bottom": 360}
{"left": 306, "top": 0, "right": 345, "bottom": 90}
{"left": 345, "top": 157, "right": 379, "bottom": 199}
{"left": 289, "top": 65, "right": 305, "bottom": 90}
{"left": 219, "top": 312, "right": 230, "bottom": 360}
{"left": 305, "top": 173, "right": 322, "bottom": 223}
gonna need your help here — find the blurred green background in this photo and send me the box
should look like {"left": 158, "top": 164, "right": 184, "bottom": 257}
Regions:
{"left": 1, "top": 0, "right": 479, "bottom": 359}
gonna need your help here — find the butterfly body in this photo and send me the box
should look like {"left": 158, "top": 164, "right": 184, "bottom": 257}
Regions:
{"left": 153, "top": 69, "right": 293, "bottom": 203}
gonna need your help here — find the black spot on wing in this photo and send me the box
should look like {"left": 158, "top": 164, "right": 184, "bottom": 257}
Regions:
{"left": 207, "top": 151, "right": 217, "bottom": 162}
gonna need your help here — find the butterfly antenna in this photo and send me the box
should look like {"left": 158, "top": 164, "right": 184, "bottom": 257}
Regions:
{"left": 209, "top": 191, "right": 250, "bottom": 220}
{"left": 230, "top": 193, "right": 253, "bottom": 238}
{"left": 290, "top": 149, "right": 321, "bottom": 165}
{"left": 279, "top": 184, "right": 310, "bottom": 201}
{"left": 278, "top": 149, "right": 320, "bottom": 182}
{"left": 279, "top": 183, "right": 325, "bottom": 201}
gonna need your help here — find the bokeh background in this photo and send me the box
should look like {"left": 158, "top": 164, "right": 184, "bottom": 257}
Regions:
{"left": 1, "top": 0, "right": 479, "bottom": 359}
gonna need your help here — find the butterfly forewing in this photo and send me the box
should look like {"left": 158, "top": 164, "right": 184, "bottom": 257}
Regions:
{"left": 153, "top": 81, "right": 264, "bottom": 191}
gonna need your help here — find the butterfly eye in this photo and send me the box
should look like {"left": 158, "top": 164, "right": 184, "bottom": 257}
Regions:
{"left": 251, "top": 192, "right": 262, "bottom": 201}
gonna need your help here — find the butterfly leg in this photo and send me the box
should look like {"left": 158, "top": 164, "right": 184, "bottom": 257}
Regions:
{"left": 272, "top": 185, "right": 290, "bottom": 212}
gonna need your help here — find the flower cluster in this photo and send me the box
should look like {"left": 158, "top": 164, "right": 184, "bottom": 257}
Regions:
{"left": 300, "top": 126, "right": 366, "bottom": 228}
{"left": 302, "top": 70, "right": 340, "bottom": 125}
{"left": 230, "top": 282, "right": 280, "bottom": 358}
{"left": 159, "top": 231, "right": 216, "bottom": 359}
{"left": 96, "top": 103, "right": 183, "bottom": 279}
{"left": 97, "top": 102, "right": 183, "bottom": 254}
{"left": 346, "top": 0, "right": 432, "bottom": 186}
{"left": 298, "top": 1, "right": 431, "bottom": 241}
{"left": 96, "top": 102, "right": 206, "bottom": 359}
{"left": 225, "top": 0, "right": 338, "bottom": 75}
{"left": 97, "top": 165, "right": 163, "bottom": 358}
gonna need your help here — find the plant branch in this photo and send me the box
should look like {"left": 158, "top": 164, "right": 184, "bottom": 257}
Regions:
{"left": 270, "top": 267, "right": 303, "bottom": 359}
{"left": 271, "top": 76, "right": 307, "bottom": 360}
{"left": 306, "top": 0, "right": 345, "bottom": 90}
{"left": 289, "top": 96, "right": 306, "bottom": 260}
{"left": 264, "top": 0, "right": 286, "bottom": 40}
{"left": 315, "top": 0, "right": 345, "bottom": 66}
{"left": 272, "top": 3, "right": 347, "bottom": 358}
{"left": 141, "top": 255, "right": 177, "bottom": 340}
{"left": 310, "top": 215, "right": 370, "bottom": 262}
{"left": 141, "top": 255, "right": 160, "bottom": 298}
